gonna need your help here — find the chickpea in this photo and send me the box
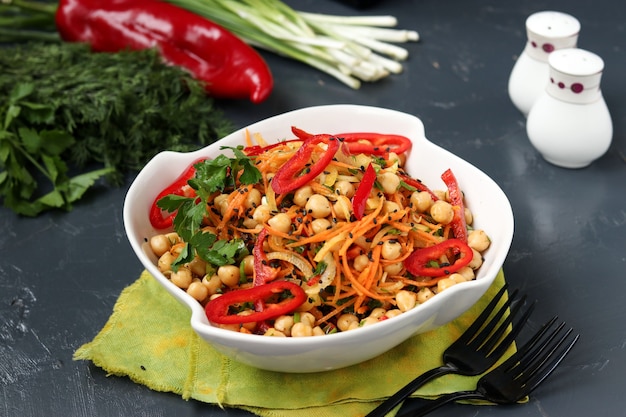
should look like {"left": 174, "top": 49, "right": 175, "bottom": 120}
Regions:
{"left": 298, "top": 312, "right": 316, "bottom": 327}
{"left": 337, "top": 313, "right": 359, "bottom": 332}
{"left": 241, "top": 255, "right": 255, "bottom": 276}
{"left": 186, "top": 280, "right": 209, "bottom": 302}
{"left": 305, "top": 194, "right": 332, "bottom": 219}
{"left": 252, "top": 205, "right": 271, "bottom": 224}
{"left": 333, "top": 195, "right": 352, "bottom": 220}
{"left": 417, "top": 287, "right": 435, "bottom": 304}
{"left": 213, "top": 194, "right": 229, "bottom": 216}
{"left": 379, "top": 171, "right": 401, "bottom": 194}
{"left": 202, "top": 274, "right": 222, "bottom": 295}
{"left": 157, "top": 251, "right": 177, "bottom": 273}
{"left": 384, "top": 309, "right": 402, "bottom": 319}
{"left": 381, "top": 240, "right": 402, "bottom": 260}
{"left": 353, "top": 254, "right": 370, "bottom": 272}
{"left": 274, "top": 315, "right": 294, "bottom": 336}
{"left": 468, "top": 248, "right": 483, "bottom": 270}
{"left": 217, "top": 265, "right": 240, "bottom": 287}
{"left": 396, "top": 290, "right": 417, "bottom": 312}
{"left": 457, "top": 266, "right": 475, "bottom": 281}
{"left": 236, "top": 310, "right": 258, "bottom": 333}
{"left": 437, "top": 277, "right": 458, "bottom": 292}
{"left": 384, "top": 201, "right": 401, "bottom": 214}
{"left": 369, "top": 308, "right": 387, "bottom": 319}
{"left": 388, "top": 152, "right": 406, "bottom": 167}
{"left": 410, "top": 191, "right": 434, "bottom": 213}
{"left": 312, "top": 326, "right": 325, "bottom": 336}
{"left": 360, "top": 316, "right": 379, "bottom": 327}
{"left": 468, "top": 229, "right": 491, "bottom": 252}
{"left": 244, "top": 188, "right": 262, "bottom": 209}
{"left": 384, "top": 262, "right": 404, "bottom": 276}
{"left": 429, "top": 200, "right": 455, "bottom": 224}
{"left": 311, "top": 218, "right": 332, "bottom": 235}
{"left": 165, "top": 232, "right": 181, "bottom": 244}
{"left": 293, "top": 185, "right": 313, "bottom": 207}
{"left": 170, "top": 267, "right": 193, "bottom": 289}
{"left": 433, "top": 190, "right": 447, "bottom": 201}
{"left": 218, "top": 323, "right": 242, "bottom": 332}
{"left": 268, "top": 212, "right": 292, "bottom": 233}
{"left": 188, "top": 257, "right": 207, "bottom": 277}
{"left": 334, "top": 180, "right": 355, "bottom": 198}
{"left": 464, "top": 207, "right": 474, "bottom": 225}
{"left": 264, "top": 328, "right": 286, "bottom": 337}
{"left": 291, "top": 322, "right": 314, "bottom": 337}
{"left": 150, "top": 234, "right": 172, "bottom": 257}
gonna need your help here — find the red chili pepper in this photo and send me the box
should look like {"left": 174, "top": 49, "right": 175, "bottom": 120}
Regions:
{"left": 55, "top": 0, "right": 273, "bottom": 103}
{"left": 149, "top": 158, "right": 205, "bottom": 229}
{"left": 404, "top": 239, "right": 474, "bottom": 277}
{"left": 271, "top": 127, "right": 340, "bottom": 194}
{"left": 352, "top": 163, "right": 377, "bottom": 220}
{"left": 338, "top": 132, "right": 412, "bottom": 156}
{"left": 441, "top": 169, "right": 468, "bottom": 243}
{"left": 205, "top": 281, "right": 307, "bottom": 325}
{"left": 398, "top": 173, "right": 439, "bottom": 201}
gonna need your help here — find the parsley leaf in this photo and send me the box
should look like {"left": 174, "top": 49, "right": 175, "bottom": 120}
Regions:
{"left": 162, "top": 150, "right": 261, "bottom": 270}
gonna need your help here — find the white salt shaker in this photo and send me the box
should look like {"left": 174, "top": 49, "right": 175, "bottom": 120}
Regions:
{"left": 508, "top": 11, "right": 580, "bottom": 116}
{"left": 526, "top": 48, "right": 612, "bottom": 168}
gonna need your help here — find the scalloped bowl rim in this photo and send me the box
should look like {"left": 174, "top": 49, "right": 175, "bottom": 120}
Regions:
{"left": 123, "top": 104, "right": 514, "bottom": 373}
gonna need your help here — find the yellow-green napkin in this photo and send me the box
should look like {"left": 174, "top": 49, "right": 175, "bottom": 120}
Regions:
{"left": 74, "top": 269, "right": 511, "bottom": 417}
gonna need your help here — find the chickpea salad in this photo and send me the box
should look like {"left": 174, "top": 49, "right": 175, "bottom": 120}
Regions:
{"left": 148, "top": 127, "right": 491, "bottom": 337}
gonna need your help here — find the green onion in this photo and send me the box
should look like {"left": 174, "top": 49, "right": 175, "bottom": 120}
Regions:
{"left": 164, "top": 0, "right": 420, "bottom": 89}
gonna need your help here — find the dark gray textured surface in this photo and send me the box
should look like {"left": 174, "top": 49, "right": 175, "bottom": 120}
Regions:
{"left": 2, "top": 0, "right": 625, "bottom": 416}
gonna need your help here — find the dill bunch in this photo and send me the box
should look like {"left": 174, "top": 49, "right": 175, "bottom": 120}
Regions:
{"left": 0, "top": 42, "right": 233, "bottom": 216}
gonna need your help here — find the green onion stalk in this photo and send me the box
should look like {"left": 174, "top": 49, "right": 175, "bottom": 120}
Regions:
{"left": 1, "top": 0, "right": 419, "bottom": 88}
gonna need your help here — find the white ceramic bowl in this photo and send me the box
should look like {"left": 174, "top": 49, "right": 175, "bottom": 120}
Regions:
{"left": 124, "top": 104, "right": 514, "bottom": 373}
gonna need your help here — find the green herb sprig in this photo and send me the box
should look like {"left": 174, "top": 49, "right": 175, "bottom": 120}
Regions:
{"left": 157, "top": 147, "right": 262, "bottom": 271}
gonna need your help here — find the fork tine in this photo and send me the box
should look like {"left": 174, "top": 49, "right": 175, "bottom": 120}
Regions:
{"left": 514, "top": 324, "right": 578, "bottom": 388}
{"left": 455, "top": 283, "right": 510, "bottom": 345}
{"left": 523, "top": 331, "right": 579, "bottom": 393}
{"left": 469, "top": 289, "right": 521, "bottom": 350}
{"left": 483, "top": 298, "right": 537, "bottom": 360}
{"left": 499, "top": 315, "right": 560, "bottom": 371}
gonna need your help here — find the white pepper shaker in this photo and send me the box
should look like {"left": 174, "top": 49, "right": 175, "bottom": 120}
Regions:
{"left": 526, "top": 48, "right": 612, "bottom": 168}
{"left": 508, "top": 11, "right": 580, "bottom": 116}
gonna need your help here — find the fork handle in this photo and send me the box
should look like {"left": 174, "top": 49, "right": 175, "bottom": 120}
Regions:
{"left": 395, "top": 391, "right": 484, "bottom": 417}
{"left": 365, "top": 364, "right": 457, "bottom": 417}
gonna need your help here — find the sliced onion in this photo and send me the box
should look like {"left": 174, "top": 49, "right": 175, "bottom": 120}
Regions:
{"left": 266, "top": 251, "right": 314, "bottom": 278}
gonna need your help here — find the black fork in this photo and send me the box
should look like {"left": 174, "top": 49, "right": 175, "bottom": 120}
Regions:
{"left": 366, "top": 284, "right": 535, "bottom": 417}
{"left": 396, "top": 316, "right": 580, "bottom": 416}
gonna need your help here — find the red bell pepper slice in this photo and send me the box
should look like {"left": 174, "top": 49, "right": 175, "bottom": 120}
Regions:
{"left": 352, "top": 163, "right": 377, "bottom": 220}
{"left": 271, "top": 127, "right": 340, "bottom": 194}
{"left": 398, "top": 173, "right": 439, "bottom": 201}
{"left": 441, "top": 168, "right": 468, "bottom": 243}
{"left": 338, "top": 132, "right": 412, "bottom": 156}
{"left": 253, "top": 228, "right": 279, "bottom": 287}
{"left": 404, "top": 238, "right": 473, "bottom": 277}
{"left": 149, "top": 158, "right": 206, "bottom": 229}
{"left": 205, "top": 281, "right": 307, "bottom": 325}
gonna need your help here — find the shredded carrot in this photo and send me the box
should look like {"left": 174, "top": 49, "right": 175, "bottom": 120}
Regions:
{"left": 167, "top": 128, "right": 485, "bottom": 335}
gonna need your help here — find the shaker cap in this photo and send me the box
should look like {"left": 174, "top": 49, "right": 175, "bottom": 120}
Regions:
{"left": 547, "top": 48, "right": 604, "bottom": 104}
{"left": 525, "top": 11, "right": 580, "bottom": 61}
